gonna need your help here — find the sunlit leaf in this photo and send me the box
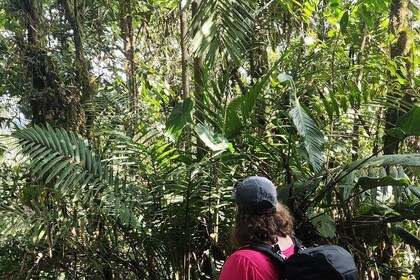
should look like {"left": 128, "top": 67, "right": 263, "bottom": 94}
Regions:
{"left": 191, "top": 0, "right": 253, "bottom": 65}
{"left": 278, "top": 72, "right": 296, "bottom": 98}
{"left": 195, "top": 124, "right": 230, "bottom": 152}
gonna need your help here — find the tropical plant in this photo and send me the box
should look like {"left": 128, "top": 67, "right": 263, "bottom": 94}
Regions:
{"left": 0, "top": 0, "right": 419, "bottom": 279}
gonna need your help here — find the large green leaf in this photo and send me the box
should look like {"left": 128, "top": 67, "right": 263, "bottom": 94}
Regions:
{"left": 241, "top": 73, "right": 273, "bottom": 121}
{"left": 195, "top": 124, "right": 231, "bottom": 152}
{"left": 289, "top": 100, "right": 325, "bottom": 174}
{"left": 339, "top": 11, "right": 349, "bottom": 34}
{"left": 396, "top": 104, "right": 420, "bottom": 136}
{"left": 409, "top": 186, "right": 420, "bottom": 199}
{"left": 225, "top": 96, "right": 243, "bottom": 138}
{"left": 12, "top": 125, "right": 142, "bottom": 233}
{"left": 165, "top": 98, "right": 194, "bottom": 143}
{"left": 286, "top": 177, "right": 322, "bottom": 197}
{"left": 13, "top": 125, "right": 114, "bottom": 199}
{"left": 390, "top": 225, "right": 420, "bottom": 250}
{"left": 387, "top": 104, "right": 420, "bottom": 139}
{"left": 355, "top": 176, "right": 410, "bottom": 190}
{"left": 277, "top": 72, "right": 325, "bottom": 174}
{"left": 277, "top": 73, "right": 296, "bottom": 99}
{"left": 310, "top": 213, "right": 336, "bottom": 238}
{"left": 343, "top": 154, "right": 420, "bottom": 174}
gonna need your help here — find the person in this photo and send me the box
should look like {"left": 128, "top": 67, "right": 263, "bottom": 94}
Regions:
{"left": 219, "top": 176, "right": 295, "bottom": 280}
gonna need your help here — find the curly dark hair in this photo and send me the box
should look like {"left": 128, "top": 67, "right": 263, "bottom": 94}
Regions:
{"left": 232, "top": 203, "right": 294, "bottom": 248}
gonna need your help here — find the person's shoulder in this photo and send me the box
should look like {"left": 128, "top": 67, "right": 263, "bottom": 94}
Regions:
{"left": 220, "top": 249, "right": 268, "bottom": 280}
{"left": 230, "top": 248, "right": 272, "bottom": 261}
{"left": 230, "top": 244, "right": 295, "bottom": 262}
{"left": 220, "top": 248, "right": 280, "bottom": 280}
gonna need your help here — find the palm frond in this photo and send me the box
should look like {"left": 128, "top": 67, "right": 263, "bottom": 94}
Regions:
{"left": 14, "top": 125, "right": 100, "bottom": 192}
{"left": 12, "top": 124, "right": 141, "bottom": 229}
{"left": 191, "top": 0, "right": 254, "bottom": 65}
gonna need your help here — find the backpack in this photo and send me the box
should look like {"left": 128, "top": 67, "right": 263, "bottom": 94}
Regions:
{"left": 249, "top": 237, "right": 359, "bottom": 280}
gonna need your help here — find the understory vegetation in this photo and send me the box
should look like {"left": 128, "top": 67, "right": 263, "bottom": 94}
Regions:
{"left": 0, "top": 0, "right": 419, "bottom": 279}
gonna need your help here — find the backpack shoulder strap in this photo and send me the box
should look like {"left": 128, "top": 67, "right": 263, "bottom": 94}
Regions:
{"left": 247, "top": 242, "right": 287, "bottom": 265}
{"left": 290, "top": 235, "right": 305, "bottom": 253}
{"left": 244, "top": 235, "right": 303, "bottom": 264}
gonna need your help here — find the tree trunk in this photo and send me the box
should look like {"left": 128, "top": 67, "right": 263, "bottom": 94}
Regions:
{"left": 120, "top": 0, "right": 138, "bottom": 133}
{"left": 249, "top": 11, "right": 269, "bottom": 129}
{"left": 249, "top": 40, "right": 268, "bottom": 84}
{"left": 180, "top": 0, "right": 189, "bottom": 99}
{"left": 351, "top": 25, "right": 368, "bottom": 161}
{"left": 382, "top": 0, "right": 410, "bottom": 276}
{"left": 61, "top": 0, "right": 96, "bottom": 137}
{"left": 383, "top": 0, "right": 411, "bottom": 155}
{"left": 192, "top": 0, "right": 205, "bottom": 161}
{"left": 21, "top": 0, "right": 85, "bottom": 132}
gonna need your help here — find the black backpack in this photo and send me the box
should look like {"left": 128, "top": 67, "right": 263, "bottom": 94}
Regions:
{"left": 249, "top": 237, "right": 359, "bottom": 280}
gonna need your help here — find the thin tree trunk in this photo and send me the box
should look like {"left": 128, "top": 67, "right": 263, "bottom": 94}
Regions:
{"left": 382, "top": 0, "right": 410, "bottom": 277}
{"left": 351, "top": 25, "right": 368, "bottom": 161}
{"left": 61, "top": 0, "right": 96, "bottom": 137}
{"left": 120, "top": 0, "right": 138, "bottom": 133}
{"left": 249, "top": 8, "right": 269, "bottom": 132}
{"left": 192, "top": 0, "right": 205, "bottom": 161}
{"left": 180, "top": 2, "right": 191, "bottom": 278}
{"left": 180, "top": 0, "right": 189, "bottom": 99}
{"left": 183, "top": 176, "right": 192, "bottom": 280}
{"left": 383, "top": 0, "right": 411, "bottom": 155}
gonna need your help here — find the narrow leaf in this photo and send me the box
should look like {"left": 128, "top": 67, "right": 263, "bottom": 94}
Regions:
{"left": 37, "top": 155, "right": 65, "bottom": 179}
{"left": 344, "top": 154, "right": 420, "bottom": 173}
{"left": 289, "top": 101, "right": 325, "bottom": 173}
{"left": 340, "top": 11, "right": 349, "bottom": 33}
{"left": 45, "top": 160, "right": 71, "bottom": 184}
{"left": 356, "top": 176, "right": 410, "bottom": 191}
{"left": 391, "top": 225, "right": 420, "bottom": 250}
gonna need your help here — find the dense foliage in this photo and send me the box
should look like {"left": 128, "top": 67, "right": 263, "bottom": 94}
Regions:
{"left": 0, "top": 0, "right": 419, "bottom": 279}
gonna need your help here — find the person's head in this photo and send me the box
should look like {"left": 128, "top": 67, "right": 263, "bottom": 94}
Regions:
{"left": 231, "top": 176, "right": 294, "bottom": 247}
